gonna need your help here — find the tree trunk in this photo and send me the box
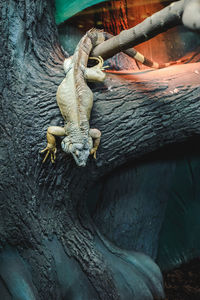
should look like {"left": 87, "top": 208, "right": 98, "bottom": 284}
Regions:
{"left": 0, "top": 0, "right": 200, "bottom": 299}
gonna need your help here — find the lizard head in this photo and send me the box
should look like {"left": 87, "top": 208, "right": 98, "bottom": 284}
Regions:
{"left": 61, "top": 137, "right": 91, "bottom": 167}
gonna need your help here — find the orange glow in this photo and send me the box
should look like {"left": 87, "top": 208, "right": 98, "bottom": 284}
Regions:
{"left": 65, "top": 0, "right": 199, "bottom": 72}
{"left": 127, "top": 0, "right": 183, "bottom": 69}
{"left": 105, "top": 62, "right": 200, "bottom": 92}
{"left": 100, "top": 0, "right": 184, "bottom": 70}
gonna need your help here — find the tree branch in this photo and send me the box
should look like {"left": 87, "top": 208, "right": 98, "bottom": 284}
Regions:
{"left": 91, "top": 0, "right": 200, "bottom": 60}
{"left": 182, "top": 0, "right": 200, "bottom": 30}
{"left": 90, "top": 62, "right": 200, "bottom": 173}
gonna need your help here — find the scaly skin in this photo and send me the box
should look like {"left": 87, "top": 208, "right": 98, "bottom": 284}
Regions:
{"left": 41, "top": 29, "right": 106, "bottom": 167}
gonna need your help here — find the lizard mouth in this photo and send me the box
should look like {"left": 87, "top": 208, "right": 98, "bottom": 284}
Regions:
{"left": 76, "top": 161, "right": 87, "bottom": 167}
{"left": 71, "top": 149, "right": 90, "bottom": 167}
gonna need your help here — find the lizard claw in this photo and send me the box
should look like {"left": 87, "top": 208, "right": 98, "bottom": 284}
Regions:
{"left": 90, "top": 148, "right": 97, "bottom": 159}
{"left": 101, "top": 65, "right": 109, "bottom": 70}
{"left": 89, "top": 56, "right": 104, "bottom": 69}
{"left": 51, "top": 150, "right": 56, "bottom": 163}
{"left": 40, "top": 145, "right": 57, "bottom": 163}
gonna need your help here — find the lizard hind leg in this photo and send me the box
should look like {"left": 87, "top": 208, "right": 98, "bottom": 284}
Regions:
{"left": 89, "top": 128, "right": 101, "bottom": 159}
{"left": 85, "top": 56, "right": 106, "bottom": 82}
{"left": 88, "top": 56, "right": 104, "bottom": 69}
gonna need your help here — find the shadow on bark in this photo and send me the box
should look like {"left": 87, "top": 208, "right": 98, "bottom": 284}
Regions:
{"left": 0, "top": 0, "right": 200, "bottom": 299}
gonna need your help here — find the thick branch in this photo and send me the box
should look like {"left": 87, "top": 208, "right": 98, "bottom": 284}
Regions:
{"left": 90, "top": 62, "right": 200, "bottom": 173}
{"left": 182, "top": 0, "right": 200, "bottom": 30}
{"left": 91, "top": 0, "right": 200, "bottom": 60}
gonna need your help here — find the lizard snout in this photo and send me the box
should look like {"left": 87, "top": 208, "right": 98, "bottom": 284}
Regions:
{"left": 74, "top": 143, "right": 83, "bottom": 150}
{"left": 78, "top": 161, "right": 86, "bottom": 167}
{"left": 72, "top": 146, "right": 90, "bottom": 167}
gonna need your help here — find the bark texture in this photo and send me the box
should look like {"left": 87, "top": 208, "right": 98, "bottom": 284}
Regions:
{"left": 0, "top": 0, "right": 200, "bottom": 299}
{"left": 0, "top": 1, "right": 165, "bottom": 299}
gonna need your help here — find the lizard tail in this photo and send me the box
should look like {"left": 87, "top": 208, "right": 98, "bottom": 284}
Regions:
{"left": 102, "top": 32, "right": 191, "bottom": 69}
{"left": 124, "top": 48, "right": 191, "bottom": 69}
{"left": 129, "top": 49, "right": 160, "bottom": 69}
{"left": 87, "top": 28, "right": 105, "bottom": 47}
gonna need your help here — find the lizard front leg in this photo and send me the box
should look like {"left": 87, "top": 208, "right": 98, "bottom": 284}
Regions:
{"left": 41, "top": 126, "right": 65, "bottom": 163}
{"left": 89, "top": 128, "right": 101, "bottom": 159}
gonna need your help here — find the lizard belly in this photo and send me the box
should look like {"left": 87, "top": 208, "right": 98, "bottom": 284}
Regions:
{"left": 57, "top": 70, "right": 94, "bottom": 123}
{"left": 79, "top": 85, "right": 94, "bottom": 121}
{"left": 56, "top": 71, "right": 79, "bottom": 124}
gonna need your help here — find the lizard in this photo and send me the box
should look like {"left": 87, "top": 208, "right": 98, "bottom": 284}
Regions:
{"left": 41, "top": 29, "right": 189, "bottom": 167}
{"left": 41, "top": 29, "right": 106, "bottom": 167}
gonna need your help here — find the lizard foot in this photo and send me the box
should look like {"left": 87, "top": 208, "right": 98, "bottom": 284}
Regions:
{"left": 89, "top": 56, "right": 104, "bottom": 69}
{"left": 40, "top": 145, "right": 57, "bottom": 163}
{"left": 90, "top": 147, "right": 97, "bottom": 159}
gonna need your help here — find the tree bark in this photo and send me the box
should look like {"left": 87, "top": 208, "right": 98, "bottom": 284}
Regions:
{"left": 0, "top": 0, "right": 200, "bottom": 299}
{"left": 0, "top": 1, "right": 166, "bottom": 299}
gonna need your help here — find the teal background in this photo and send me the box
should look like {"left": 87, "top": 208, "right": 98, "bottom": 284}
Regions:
{"left": 55, "top": 0, "right": 107, "bottom": 24}
{"left": 157, "top": 152, "right": 200, "bottom": 270}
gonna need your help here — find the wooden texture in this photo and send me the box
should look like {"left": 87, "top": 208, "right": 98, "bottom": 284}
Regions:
{"left": 0, "top": 0, "right": 165, "bottom": 299}
{"left": 0, "top": 0, "right": 200, "bottom": 299}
